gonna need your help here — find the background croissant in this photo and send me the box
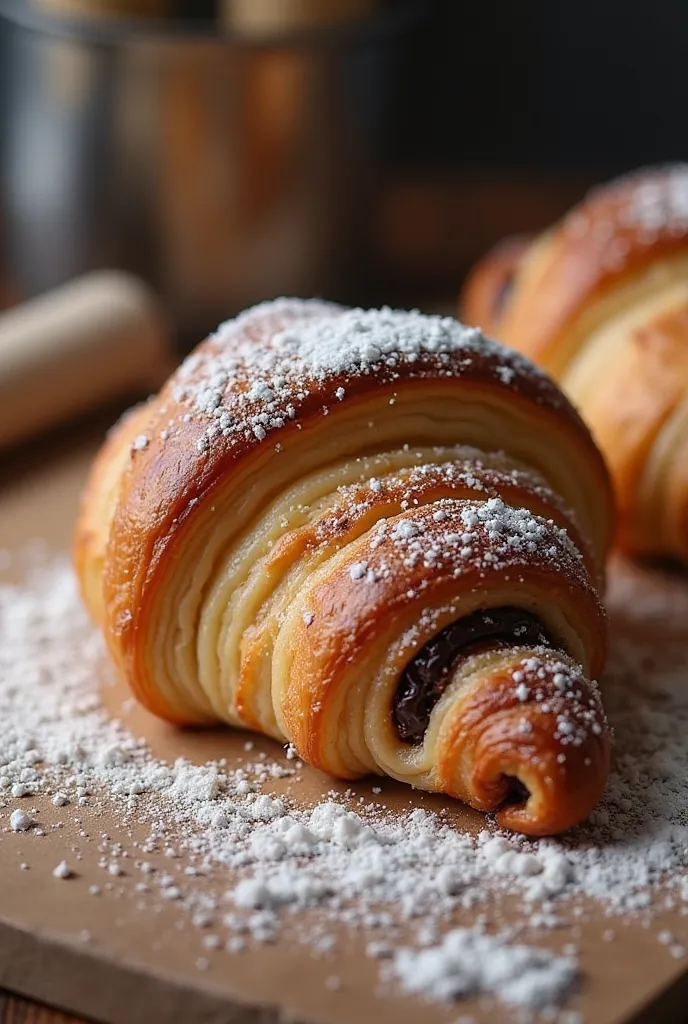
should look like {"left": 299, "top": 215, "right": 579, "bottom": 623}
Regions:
{"left": 461, "top": 164, "right": 688, "bottom": 565}
{"left": 75, "top": 300, "right": 612, "bottom": 836}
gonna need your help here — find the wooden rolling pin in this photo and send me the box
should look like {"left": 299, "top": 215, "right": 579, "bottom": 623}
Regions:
{"left": 0, "top": 271, "right": 171, "bottom": 450}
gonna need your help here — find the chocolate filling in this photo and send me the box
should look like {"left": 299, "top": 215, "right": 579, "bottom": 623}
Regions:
{"left": 393, "top": 607, "right": 555, "bottom": 745}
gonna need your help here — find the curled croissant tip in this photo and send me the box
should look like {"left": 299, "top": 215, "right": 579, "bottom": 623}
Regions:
{"left": 471, "top": 731, "right": 611, "bottom": 838}
{"left": 462, "top": 692, "right": 611, "bottom": 837}
{"left": 493, "top": 768, "right": 605, "bottom": 837}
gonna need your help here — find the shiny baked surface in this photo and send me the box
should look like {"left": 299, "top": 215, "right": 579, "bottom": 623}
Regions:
{"left": 75, "top": 300, "right": 613, "bottom": 836}
{"left": 461, "top": 164, "right": 688, "bottom": 562}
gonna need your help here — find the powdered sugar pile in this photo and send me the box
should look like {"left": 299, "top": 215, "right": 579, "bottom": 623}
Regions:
{"left": 1, "top": 549, "right": 687, "bottom": 1017}
{"left": 391, "top": 929, "right": 577, "bottom": 1009}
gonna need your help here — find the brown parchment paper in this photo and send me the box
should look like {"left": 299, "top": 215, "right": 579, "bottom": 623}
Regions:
{"left": 0, "top": 419, "right": 687, "bottom": 1024}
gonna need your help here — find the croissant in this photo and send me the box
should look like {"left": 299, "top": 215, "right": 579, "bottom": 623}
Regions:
{"left": 461, "top": 164, "right": 688, "bottom": 564}
{"left": 75, "top": 299, "right": 613, "bottom": 836}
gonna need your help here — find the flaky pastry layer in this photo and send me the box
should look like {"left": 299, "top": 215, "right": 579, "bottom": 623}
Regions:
{"left": 461, "top": 164, "right": 688, "bottom": 562}
{"left": 75, "top": 301, "right": 612, "bottom": 835}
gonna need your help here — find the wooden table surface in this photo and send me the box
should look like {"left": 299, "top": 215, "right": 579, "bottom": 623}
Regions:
{"left": 0, "top": 995, "right": 83, "bottom": 1024}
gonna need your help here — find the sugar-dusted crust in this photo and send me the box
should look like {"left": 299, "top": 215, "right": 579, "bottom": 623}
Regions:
{"left": 276, "top": 500, "right": 608, "bottom": 836}
{"left": 461, "top": 165, "right": 688, "bottom": 562}
{"left": 75, "top": 300, "right": 613, "bottom": 836}
{"left": 439, "top": 650, "right": 609, "bottom": 835}
{"left": 482, "top": 166, "right": 688, "bottom": 372}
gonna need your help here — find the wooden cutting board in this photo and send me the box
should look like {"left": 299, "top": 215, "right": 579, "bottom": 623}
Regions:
{"left": 0, "top": 418, "right": 687, "bottom": 1024}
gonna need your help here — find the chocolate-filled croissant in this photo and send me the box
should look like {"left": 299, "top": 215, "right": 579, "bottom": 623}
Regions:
{"left": 75, "top": 300, "right": 613, "bottom": 836}
{"left": 461, "top": 164, "right": 688, "bottom": 564}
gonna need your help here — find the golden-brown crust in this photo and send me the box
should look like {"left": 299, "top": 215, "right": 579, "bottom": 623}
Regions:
{"left": 459, "top": 235, "right": 531, "bottom": 335}
{"left": 98, "top": 302, "right": 612, "bottom": 712}
{"left": 110, "top": 379, "right": 611, "bottom": 721}
{"left": 73, "top": 404, "right": 151, "bottom": 630}
{"left": 264, "top": 455, "right": 597, "bottom": 582}
{"left": 439, "top": 654, "right": 609, "bottom": 835}
{"left": 281, "top": 502, "right": 606, "bottom": 741}
{"left": 233, "top": 451, "right": 602, "bottom": 738}
{"left": 276, "top": 500, "right": 607, "bottom": 836}
{"left": 583, "top": 305, "right": 688, "bottom": 552}
{"left": 460, "top": 165, "right": 688, "bottom": 564}
{"left": 76, "top": 300, "right": 613, "bottom": 834}
{"left": 496, "top": 166, "right": 688, "bottom": 368}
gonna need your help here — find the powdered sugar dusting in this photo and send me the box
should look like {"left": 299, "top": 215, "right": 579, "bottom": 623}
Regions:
{"left": 148, "top": 301, "right": 558, "bottom": 457}
{"left": 261, "top": 306, "right": 485, "bottom": 377}
{"left": 224, "top": 303, "right": 514, "bottom": 380}
{"left": 1, "top": 552, "right": 688, "bottom": 1016}
{"left": 565, "top": 164, "right": 688, "bottom": 271}
{"left": 359, "top": 496, "right": 592, "bottom": 597}
{"left": 304, "top": 447, "right": 594, "bottom": 582}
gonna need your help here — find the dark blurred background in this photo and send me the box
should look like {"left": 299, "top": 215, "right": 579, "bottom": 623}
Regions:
{"left": 391, "top": 1, "right": 688, "bottom": 170}
{"left": 378, "top": 0, "right": 688, "bottom": 301}
{"left": 1, "top": 0, "right": 687, "bottom": 343}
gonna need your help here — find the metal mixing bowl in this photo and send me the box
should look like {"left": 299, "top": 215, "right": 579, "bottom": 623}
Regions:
{"left": 0, "top": 2, "right": 412, "bottom": 341}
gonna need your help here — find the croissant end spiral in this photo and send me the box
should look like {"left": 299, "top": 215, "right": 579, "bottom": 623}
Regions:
{"left": 461, "top": 164, "right": 688, "bottom": 564}
{"left": 75, "top": 300, "right": 613, "bottom": 836}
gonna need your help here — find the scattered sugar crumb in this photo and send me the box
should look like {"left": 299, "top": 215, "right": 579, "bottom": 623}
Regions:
{"left": 0, "top": 542, "right": 687, "bottom": 1016}
{"left": 10, "top": 809, "right": 33, "bottom": 832}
